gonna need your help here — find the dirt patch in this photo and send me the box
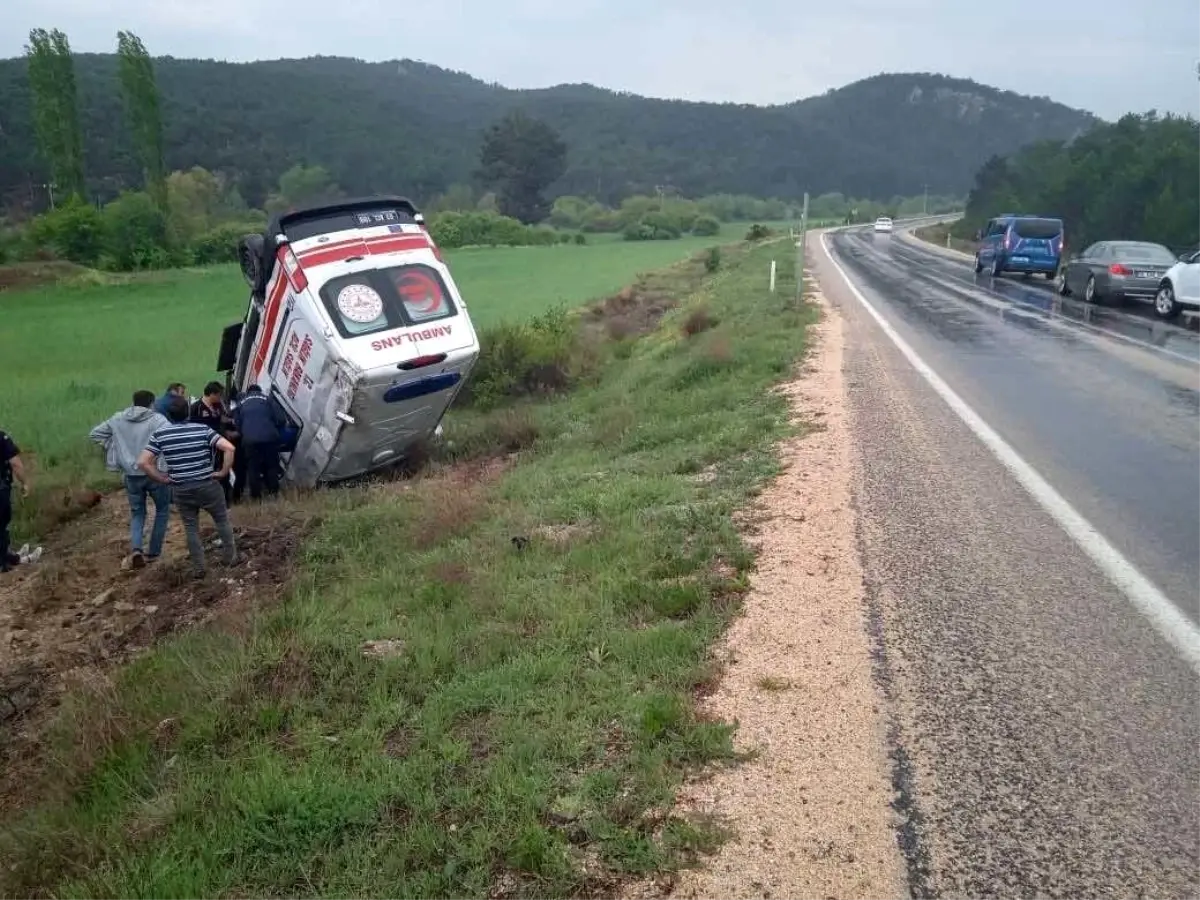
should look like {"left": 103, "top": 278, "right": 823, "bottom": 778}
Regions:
{"left": 0, "top": 491, "right": 314, "bottom": 812}
{"left": 629, "top": 285, "right": 904, "bottom": 899}
{"left": 0, "top": 261, "right": 97, "bottom": 293}
{"left": 581, "top": 250, "right": 730, "bottom": 344}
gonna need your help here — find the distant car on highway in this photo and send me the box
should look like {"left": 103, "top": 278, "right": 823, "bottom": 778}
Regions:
{"left": 1056, "top": 241, "right": 1185, "bottom": 315}
{"left": 873, "top": 216, "right": 893, "bottom": 233}
{"left": 973, "top": 214, "right": 1064, "bottom": 279}
{"left": 1154, "top": 248, "right": 1200, "bottom": 320}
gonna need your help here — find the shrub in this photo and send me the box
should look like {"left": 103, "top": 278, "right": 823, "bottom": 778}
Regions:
{"left": 744, "top": 223, "right": 771, "bottom": 241}
{"left": 703, "top": 247, "right": 721, "bottom": 273}
{"left": 101, "top": 191, "right": 173, "bottom": 271}
{"left": 573, "top": 232, "right": 586, "bottom": 245}
{"left": 681, "top": 306, "right": 717, "bottom": 338}
{"left": 427, "top": 211, "right": 559, "bottom": 249}
{"left": 691, "top": 215, "right": 721, "bottom": 237}
{"left": 26, "top": 198, "right": 105, "bottom": 267}
{"left": 191, "top": 220, "right": 262, "bottom": 265}
{"left": 458, "top": 307, "right": 583, "bottom": 409}
{"left": 623, "top": 215, "right": 681, "bottom": 242}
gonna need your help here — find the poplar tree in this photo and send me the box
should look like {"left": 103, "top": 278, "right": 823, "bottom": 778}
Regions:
{"left": 25, "top": 28, "right": 86, "bottom": 200}
{"left": 117, "top": 30, "right": 166, "bottom": 207}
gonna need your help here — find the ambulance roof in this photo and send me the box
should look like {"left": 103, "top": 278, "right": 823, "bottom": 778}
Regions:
{"left": 255, "top": 196, "right": 422, "bottom": 288}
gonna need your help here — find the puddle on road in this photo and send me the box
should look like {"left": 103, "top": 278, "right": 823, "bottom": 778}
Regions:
{"left": 877, "top": 233, "right": 1200, "bottom": 364}
{"left": 977, "top": 274, "right": 1200, "bottom": 364}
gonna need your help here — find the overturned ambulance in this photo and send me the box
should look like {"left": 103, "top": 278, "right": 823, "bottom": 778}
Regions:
{"left": 216, "top": 196, "right": 480, "bottom": 486}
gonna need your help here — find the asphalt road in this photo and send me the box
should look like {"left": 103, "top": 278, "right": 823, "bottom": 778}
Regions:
{"left": 812, "top": 227, "right": 1200, "bottom": 899}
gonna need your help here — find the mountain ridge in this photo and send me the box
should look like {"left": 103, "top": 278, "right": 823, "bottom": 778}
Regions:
{"left": 0, "top": 54, "right": 1100, "bottom": 210}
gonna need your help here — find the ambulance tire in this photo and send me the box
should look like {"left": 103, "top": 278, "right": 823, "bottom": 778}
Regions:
{"left": 237, "top": 234, "right": 266, "bottom": 293}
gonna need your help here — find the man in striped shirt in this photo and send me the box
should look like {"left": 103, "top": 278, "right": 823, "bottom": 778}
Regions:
{"left": 138, "top": 395, "right": 237, "bottom": 577}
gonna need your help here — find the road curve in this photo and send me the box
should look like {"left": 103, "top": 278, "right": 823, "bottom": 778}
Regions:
{"left": 810, "top": 227, "right": 1200, "bottom": 899}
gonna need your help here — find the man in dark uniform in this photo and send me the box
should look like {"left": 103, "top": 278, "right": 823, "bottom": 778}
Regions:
{"left": 190, "top": 381, "right": 240, "bottom": 503}
{"left": 233, "top": 385, "right": 286, "bottom": 499}
{"left": 0, "top": 428, "right": 31, "bottom": 573}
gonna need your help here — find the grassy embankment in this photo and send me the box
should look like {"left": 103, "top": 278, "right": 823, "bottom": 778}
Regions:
{"left": 0, "top": 235, "right": 817, "bottom": 897}
{"left": 0, "top": 223, "right": 778, "bottom": 541}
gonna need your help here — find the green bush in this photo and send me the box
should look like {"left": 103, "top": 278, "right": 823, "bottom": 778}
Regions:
{"left": 457, "top": 306, "right": 583, "bottom": 409}
{"left": 573, "top": 232, "right": 586, "bottom": 245}
{"left": 744, "top": 223, "right": 771, "bottom": 241}
{"left": 623, "top": 214, "right": 682, "bottom": 242}
{"left": 190, "top": 220, "right": 263, "bottom": 265}
{"left": 692, "top": 215, "right": 721, "bottom": 237}
{"left": 101, "top": 191, "right": 174, "bottom": 271}
{"left": 427, "top": 211, "right": 560, "bottom": 249}
{"left": 26, "top": 198, "right": 106, "bottom": 267}
{"left": 703, "top": 247, "right": 721, "bottom": 273}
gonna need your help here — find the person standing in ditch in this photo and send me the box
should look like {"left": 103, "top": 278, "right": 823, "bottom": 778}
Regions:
{"left": 233, "top": 384, "right": 285, "bottom": 500}
{"left": 138, "top": 395, "right": 237, "bottom": 578}
{"left": 89, "top": 390, "right": 171, "bottom": 568}
{"left": 153, "top": 382, "right": 188, "bottom": 417}
{"left": 190, "top": 381, "right": 240, "bottom": 504}
{"left": 0, "top": 428, "right": 31, "bottom": 573}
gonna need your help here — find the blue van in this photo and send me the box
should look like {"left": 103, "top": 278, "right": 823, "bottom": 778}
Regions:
{"left": 973, "top": 214, "right": 1064, "bottom": 279}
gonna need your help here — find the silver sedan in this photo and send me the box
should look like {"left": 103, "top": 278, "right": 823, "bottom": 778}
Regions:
{"left": 1057, "top": 240, "right": 1178, "bottom": 306}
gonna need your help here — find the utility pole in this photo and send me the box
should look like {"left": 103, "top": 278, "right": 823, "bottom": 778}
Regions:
{"left": 923, "top": 184, "right": 929, "bottom": 216}
{"left": 795, "top": 191, "right": 809, "bottom": 299}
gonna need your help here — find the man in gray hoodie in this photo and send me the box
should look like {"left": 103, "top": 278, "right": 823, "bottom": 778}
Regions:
{"left": 90, "top": 390, "right": 170, "bottom": 568}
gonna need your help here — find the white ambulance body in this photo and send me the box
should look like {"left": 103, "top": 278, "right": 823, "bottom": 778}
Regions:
{"left": 216, "top": 196, "right": 480, "bottom": 486}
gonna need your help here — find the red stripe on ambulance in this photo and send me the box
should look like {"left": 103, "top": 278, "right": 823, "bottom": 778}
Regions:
{"left": 298, "top": 234, "right": 432, "bottom": 268}
{"left": 249, "top": 260, "right": 291, "bottom": 379}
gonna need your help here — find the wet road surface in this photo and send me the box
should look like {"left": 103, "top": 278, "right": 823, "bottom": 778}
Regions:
{"left": 812, "top": 228, "right": 1200, "bottom": 899}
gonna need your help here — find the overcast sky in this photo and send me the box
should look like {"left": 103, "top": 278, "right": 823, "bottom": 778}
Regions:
{"left": 5, "top": 0, "right": 1199, "bottom": 119}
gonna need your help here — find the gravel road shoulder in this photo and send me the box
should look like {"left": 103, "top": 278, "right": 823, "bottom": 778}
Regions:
{"left": 648, "top": 284, "right": 904, "bottom": 899}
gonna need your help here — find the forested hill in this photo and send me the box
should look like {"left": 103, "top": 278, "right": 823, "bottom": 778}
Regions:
{"left": 0, "top": 54, "right": 1099, "bottom": 209}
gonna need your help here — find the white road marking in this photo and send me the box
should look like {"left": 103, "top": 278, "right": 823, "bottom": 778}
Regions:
{"left": 819, "top": 231, "right": 1200, "bottom": 673}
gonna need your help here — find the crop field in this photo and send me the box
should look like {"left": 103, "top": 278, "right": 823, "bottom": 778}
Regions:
{"left": 0, "top": 224, "right": 770, "bottom": 539}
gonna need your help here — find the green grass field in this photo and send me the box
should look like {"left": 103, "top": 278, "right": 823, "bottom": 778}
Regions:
{"left": 0, "top": 224, "right": 774, "bottom": 540}
{"left": 0, "top": 237, "right": 817, "bottom": 897}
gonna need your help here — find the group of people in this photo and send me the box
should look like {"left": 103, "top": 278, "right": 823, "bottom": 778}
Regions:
{"left": 0, "top": 379, "right": 289, "bottom": 580}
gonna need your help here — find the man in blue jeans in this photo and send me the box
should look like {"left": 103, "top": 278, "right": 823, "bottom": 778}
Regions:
{"left": 90, "top": 390, "right": 171, "bottom": 569}
{"left": 139, "top": 395, "right": 237, "bottom": 578}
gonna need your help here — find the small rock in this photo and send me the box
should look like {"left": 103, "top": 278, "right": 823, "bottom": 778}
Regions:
{"left": 90, "top": 588, "right": 116, "bottom": 608}
{"left": 144, "top": 605, "right": 159, "bottom": 615}
{"left": 114, "top": 601, "right": 136, "bottom": 613}
{"left": 361, "top": 639, "right": 406, "bottom": 659}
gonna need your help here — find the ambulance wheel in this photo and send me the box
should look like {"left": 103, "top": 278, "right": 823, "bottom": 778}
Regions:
{"left": 237, "top": 234, "right": 266, "bottom": 293}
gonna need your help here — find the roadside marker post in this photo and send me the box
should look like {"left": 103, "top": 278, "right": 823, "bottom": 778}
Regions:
{"left": 769, "top": 259, "right": 777, "bottom": 292}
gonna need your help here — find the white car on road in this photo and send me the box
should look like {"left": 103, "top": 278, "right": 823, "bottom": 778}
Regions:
{"left": 1154, "top": 249, "right": 1200, "bottom": 320}
{"left": 874, "top": 216, "right": 894, "bottom": 233}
